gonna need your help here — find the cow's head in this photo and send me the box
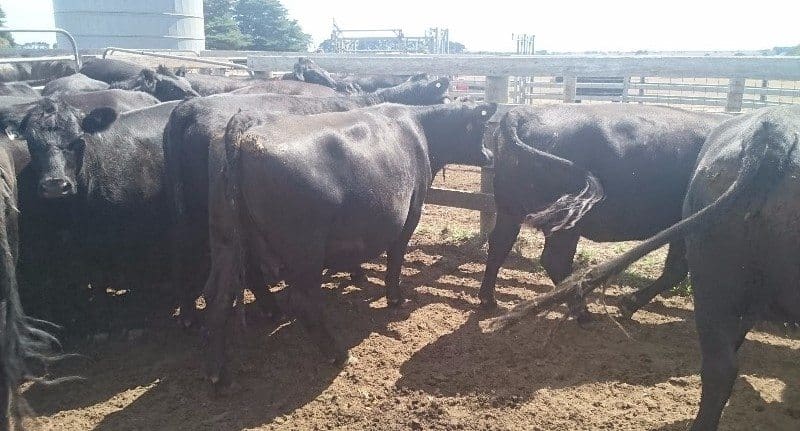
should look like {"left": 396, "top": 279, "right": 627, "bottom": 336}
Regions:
{"left": 15, "top": 98, "right": 118, "bottom": 198}
{"left": 421, "top": 102, "right": 497, "bottom": 171}
{"left": 293, "top": 57, "right": 339, "bottom": 88}
{"left": 118, "top": 66, "right": 199, "bottom": 101}
{"left": 378, "top": 76, "right": 451, "bottom": 106}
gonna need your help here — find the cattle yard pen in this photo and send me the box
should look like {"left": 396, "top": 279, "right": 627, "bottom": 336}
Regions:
{"left": 247, "top": 54, "right": 800, "bottom": 238}
{"left": 3, "top": 49, "right": 800, "bottom": 237}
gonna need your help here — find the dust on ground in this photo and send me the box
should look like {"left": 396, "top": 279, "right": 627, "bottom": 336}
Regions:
{"left": 23, "top": 166, "right": 800, "bottom": 431}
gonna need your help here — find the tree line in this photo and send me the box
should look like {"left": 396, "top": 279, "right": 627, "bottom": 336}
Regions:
{"left": 204, "top": 0, "right": 310, "bottom": 51}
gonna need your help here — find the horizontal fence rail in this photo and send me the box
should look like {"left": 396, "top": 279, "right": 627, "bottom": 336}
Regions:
{"left": 248, "top": 54, "right": 800, "bottom": 79}
{"left": 0, "top": 27, "right": 82, "bottom": 69}
{"left": 102, "top": 47, "right": 253, "bottom": 75}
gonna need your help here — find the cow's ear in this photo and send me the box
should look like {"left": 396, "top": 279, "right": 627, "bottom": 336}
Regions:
{"left": 1, "top": 109, "right": 28, "bottom": 140}
{"left": 174, "top": 66, "right": 187, "bottom": 77}
{"left": 136, "top": 69, "right": 158, "bottom": 93}
{"left": 476, "top": 103, "right": 498, "bottom": 121}
{"left": 81, "top": 107, "right": 118, "bottom": 133}
{"left": 292, "top": 64, "right": 305, "bottom": 81}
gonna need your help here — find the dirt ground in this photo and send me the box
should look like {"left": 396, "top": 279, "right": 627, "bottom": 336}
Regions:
{"left": 23, "top": 167, "right": 800, "bottom": 431}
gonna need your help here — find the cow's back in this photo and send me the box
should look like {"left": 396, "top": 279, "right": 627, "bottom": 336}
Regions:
{"left": 80, "top": 58, "right": 143, "bottom": 84}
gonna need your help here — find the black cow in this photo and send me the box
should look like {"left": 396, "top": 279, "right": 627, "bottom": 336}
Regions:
{"left": 203, "top": 101, "right": 495, "bottom": 384}
{"left": 42, "top": 73, "right": 110, "bottom": 96}
{"left": 283, "top": 57, "right": 358, "bottom": 94}
{"left": 0, "top": 65, "right": 23, "bottom": 83}
{"left": 110, "top": 66, "right": 199, "bottom": 102}
{"left": 479, "top": 104, "right": 723, "bottom": 320}
{"left": 0, "top": 138, "right": 64, "bottom": 429}
{"left": 340, "top": 74, "right": 426, "bottom": 93}
{"left": 79, "top": 57, "right": 145, "bottom": 84}
{"left": 14, "top": 100, "right": 180, "bottom": 332}
{"left": 174, "top": 72, "right": 252, "bottom": 96}
{"left": 1, "top": 89, "right": 159, "bottom": 135}
{"left": 164, "top": 76, "right": 451, "bottom": 327}
{"left": 682, "top": 105, "right": 800, "bottom": 430}
{"left": 29, "top": 61, "right": 77, "bottom": 83}
{"left": 0, "top": 82, "right": 38, "bottom": 98}
{"left": 520, "top": 105, "right": 800, "bottom": 430}
{"left": 0, "top": 60, "right": 76, "bottom": 83}
{"left": 230, "top": 80, "right": 339, "bottom": 97}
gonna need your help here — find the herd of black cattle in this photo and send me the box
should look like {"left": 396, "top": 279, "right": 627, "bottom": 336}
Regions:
{"left": 0, "top": 56, "right": 796, "bottom": 430}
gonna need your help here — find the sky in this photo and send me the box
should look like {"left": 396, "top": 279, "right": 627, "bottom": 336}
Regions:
{"left": 2, "top": 0, "right": 798, "bottom": 52}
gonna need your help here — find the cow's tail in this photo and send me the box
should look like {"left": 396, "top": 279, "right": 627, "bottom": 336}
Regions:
{"left": 203, "top": 111, "right": 260, "bottom": 364}
{"left": 223, "top": 110, "right": 260, "bottom": 229}
{"left": 486, "top": 117, "right": 797, "bottom": 331}
{"left": 502, "top": 111, "right": 604, "bottom": 236}
{"left": 0, "top": 167, "right": 79, "bottom": 428}
{"left": 162, "top": 101, "right": 198, "bottom": 320}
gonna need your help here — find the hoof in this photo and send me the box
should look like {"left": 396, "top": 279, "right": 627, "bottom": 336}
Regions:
{"left": 479, "top": 297, "right": 498, "bottom": 310}
{"left": 177, "top": 313, "right": 199, "bottom": 330}
{"left": 328, "top": 350, "right": 351, "bottom": 367}
{"left": 616, "top": 295, "right": 639, "bottom": 320}
{"left": 349, "top": 271, "right": 366, "bottom": 285}
{"left": 210, "top": 376, "right": 234, "bottom": 396}
{"left": 573, "top": 310, "right": 594, "bottom": 328}
{"left": 208, "top": 367, "right": 232, "bottom": 395}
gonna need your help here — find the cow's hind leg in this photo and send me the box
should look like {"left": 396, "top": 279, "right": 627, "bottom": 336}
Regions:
{"left": 478, "top": 211, "right": 522, "bottom": 308}
{"left": 172, "top": 221, "right": 207, "bottom": 329}
{"left": 244, "top": 240, "right": 283, "bottom": 324}
{"left": 0, "top": 363, "right": 11, "bottom": 431}
{"left": 617, "top": 240, "right": 688, "bottom": 318}
{"left": 287, "top": 269, "right": 348, "bottom": 364}
{"left": 385, "top": 195, "right": 423, "bottom": 307}
{"left": 690, "top": 269, "right": 753, "bottom": 431}
{"left": 540, "top": 229, "right": 590, "bottom": 322}
{"left": 203, "top": 245, "right": 239, "bottom": 388}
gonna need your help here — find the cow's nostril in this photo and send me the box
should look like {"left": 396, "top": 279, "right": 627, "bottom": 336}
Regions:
{"left": 41, "top": 178, "right": 74, "bottom": 196}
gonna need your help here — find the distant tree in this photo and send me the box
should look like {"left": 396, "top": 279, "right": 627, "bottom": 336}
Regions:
{"left": 318, "top": 38, "right": 336, "bottom": 53}
{"left": 448, "top": 41, "right": 466, "bottom": 53}
{"left": 0, "top": 5, "right": 14, "bottom": 48}
{"left": 233, "top": 0, "right": 310, "bottom": 51}
{"left": 204, "top": 0, "right": 250, "bottom": 49}
{"left": 764, "top": 44, "right": 800, "bottom": 56}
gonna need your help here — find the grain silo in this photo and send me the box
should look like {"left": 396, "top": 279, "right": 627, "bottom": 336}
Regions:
{"left": 53, "top": 0, "right": 205, "bottom": 51}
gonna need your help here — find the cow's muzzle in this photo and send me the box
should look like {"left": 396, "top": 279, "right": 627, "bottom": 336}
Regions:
{"left": 40, "top": 178, "right": 75, "bottom": 198}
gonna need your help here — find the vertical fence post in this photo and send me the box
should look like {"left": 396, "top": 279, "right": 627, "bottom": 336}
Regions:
{"left": 480, "top": 76, "right": 509, "bottom": 240}
{"left": 563, "top": 75, "right": 577, "bottom": 103}
{"left": 760, "top": 79, "right": 768, "bottom": 104}
{"left": 726, "top": 78, "right": 745, "bottom": 113}
{"left": 638, "top": 77, "right": 646, "bottom": 104}
{"left": 621, "top": 76, "right": 631, "bottom": 103}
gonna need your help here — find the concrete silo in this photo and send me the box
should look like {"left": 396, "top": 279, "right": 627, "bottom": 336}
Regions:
{"left": 53, "top": 0, "right": 205, "bottom": 50}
